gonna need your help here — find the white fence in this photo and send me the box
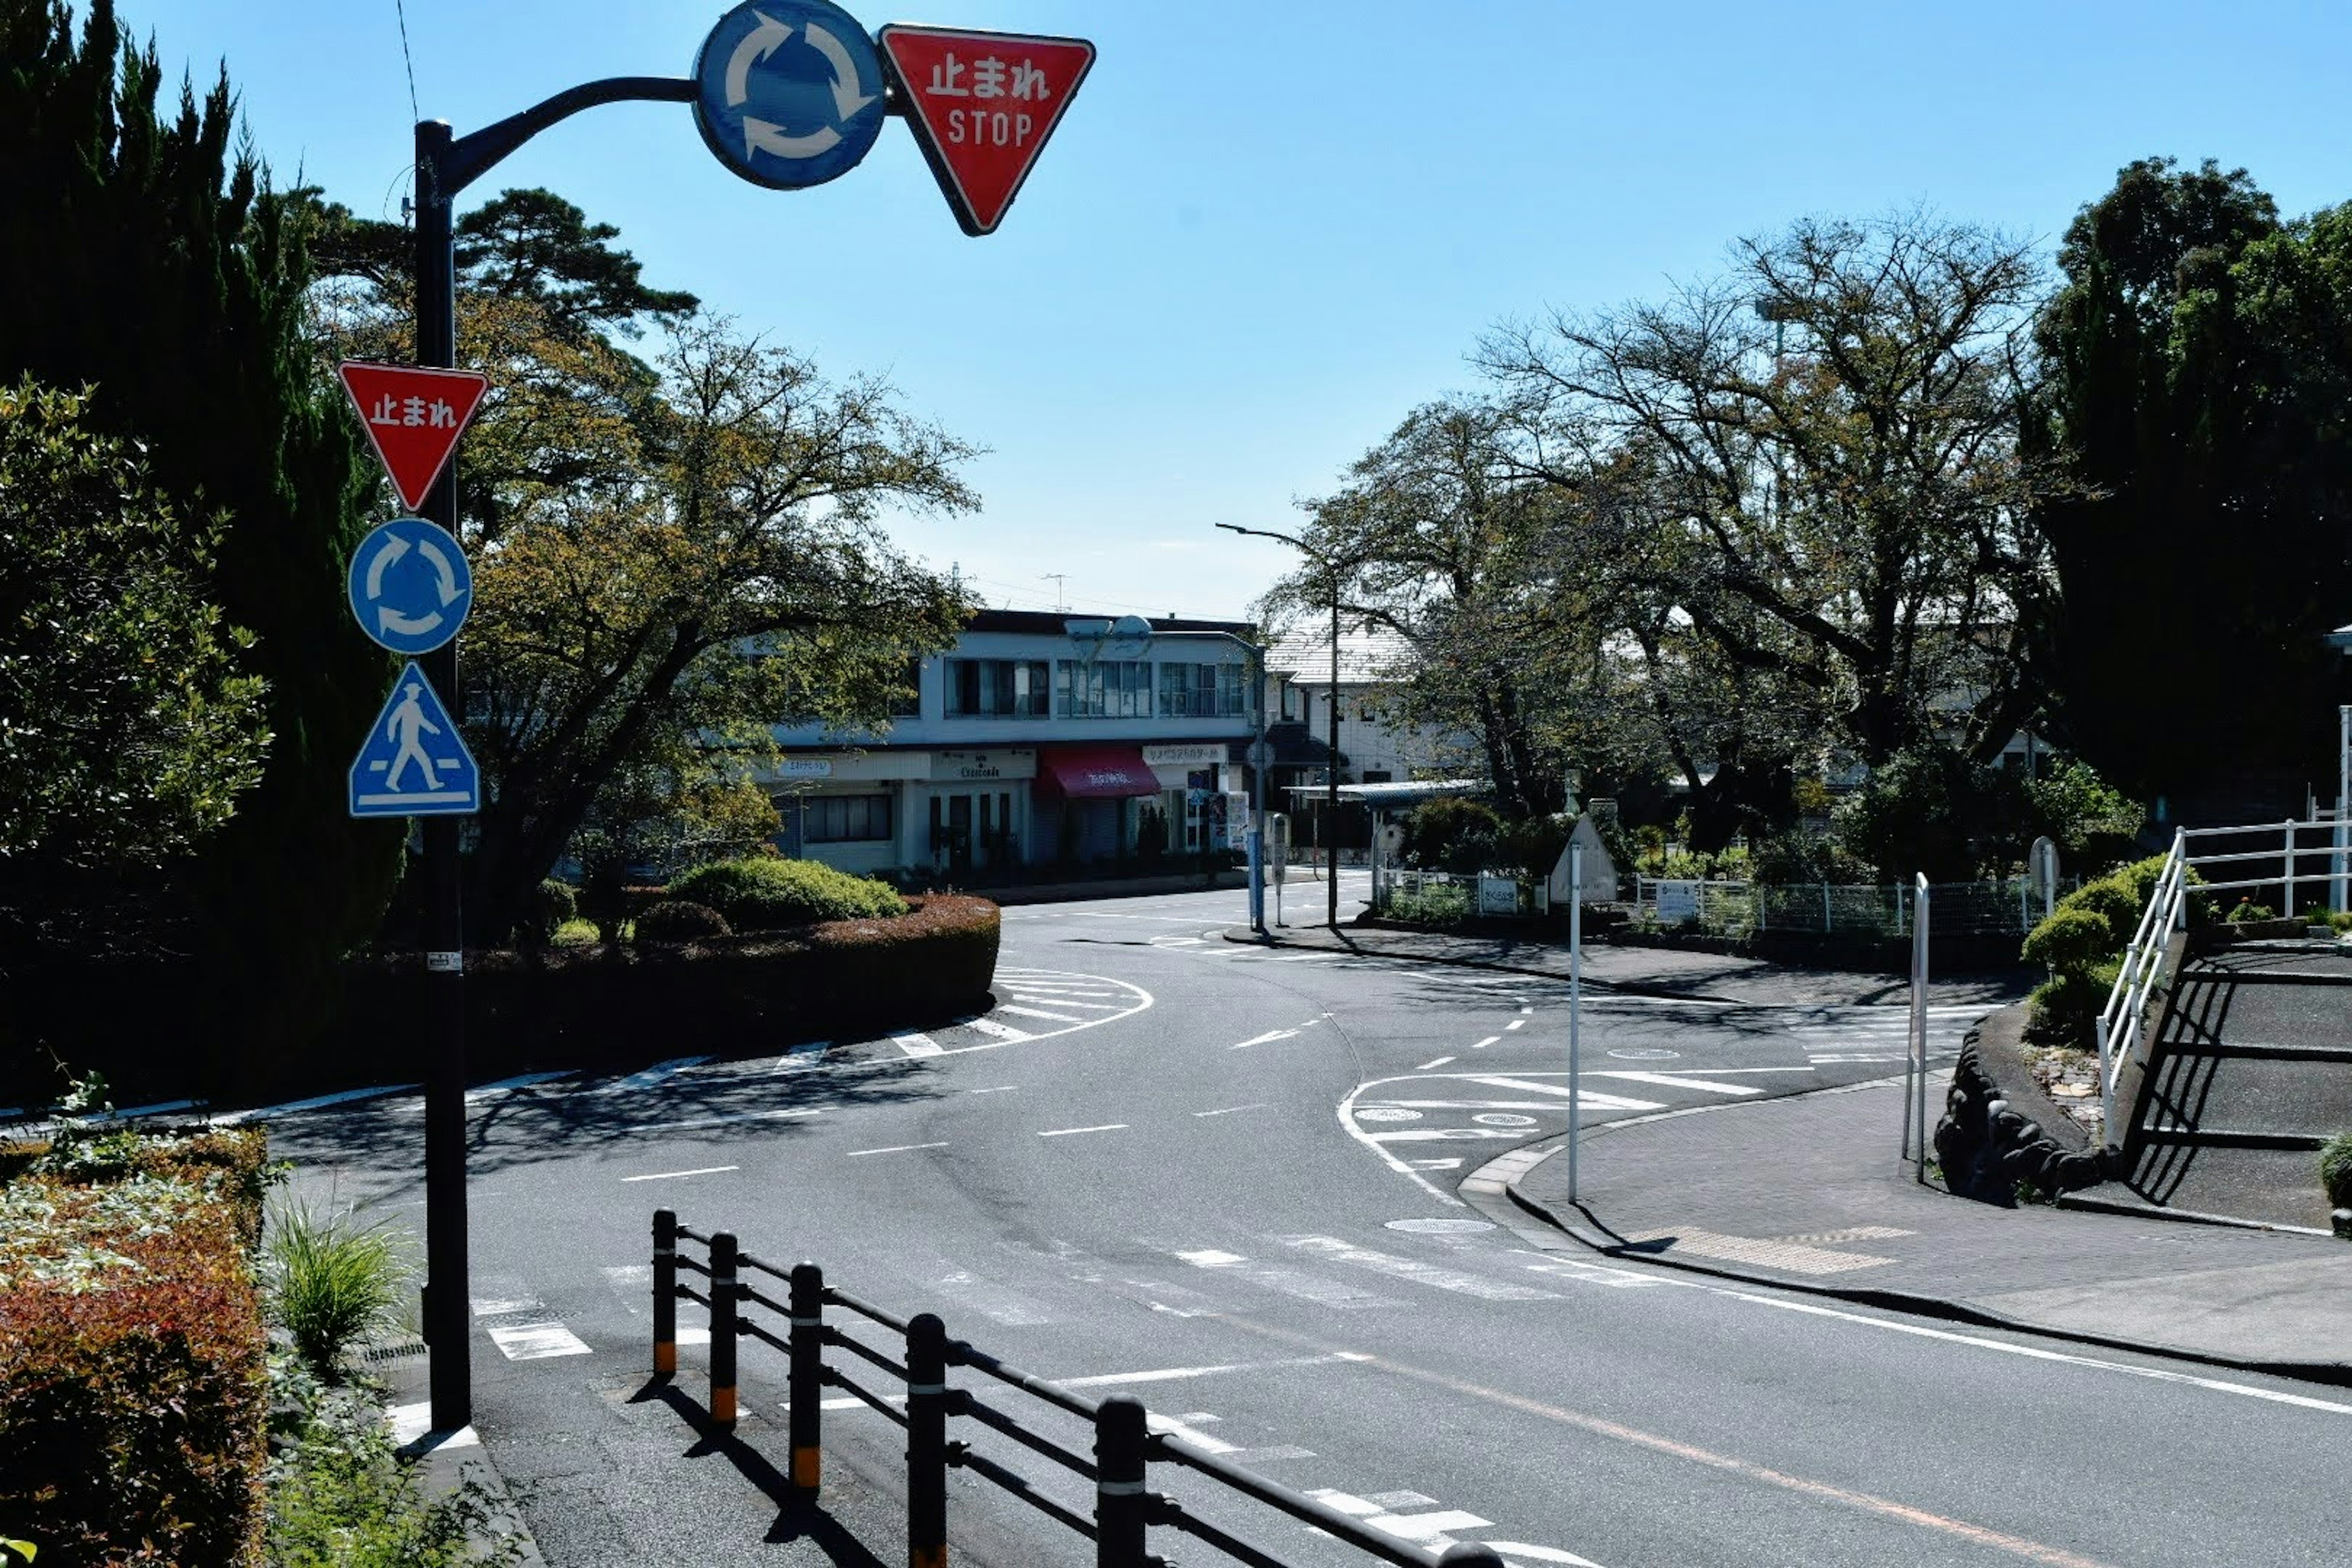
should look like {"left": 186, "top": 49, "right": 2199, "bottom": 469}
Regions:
{"left": 1632, "top": 875, "right": 2073, "bottom": 940}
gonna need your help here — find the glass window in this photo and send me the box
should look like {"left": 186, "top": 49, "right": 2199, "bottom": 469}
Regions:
{"left": 946, "top": 658, "right": 1048, "bottom": 717}
{"left": 804, "top": 794, "right": 894, "bottom": 842}
{"left": 1155, "top": 661, "right": 1248, "bottom": 718}
{"left": 1054, "top": 659, "right": 1153, "bottom": 717}
{"left": 888, "top": 657, "right": 924, "bottom": 718}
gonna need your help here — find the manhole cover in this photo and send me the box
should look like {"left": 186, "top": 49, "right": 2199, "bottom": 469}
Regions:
{"left": 1385, "top": 1218, "right": 1495, "bottom": 1235}
{"left": 1608, "top": 1048, "right": 1679, "bottom": 1061}
{"left": 1472, "top": 1112, "right": 1537, "bottom": 1127}
{"left": 1354, "top": 1106, "right": 1422, "bottom": 1122}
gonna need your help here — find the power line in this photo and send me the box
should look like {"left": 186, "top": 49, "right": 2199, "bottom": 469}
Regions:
{"left": 392, "top": 0, "right": 420, "bottom": 125}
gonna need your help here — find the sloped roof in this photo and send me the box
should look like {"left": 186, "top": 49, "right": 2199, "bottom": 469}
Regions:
{"left": 1265, "top": 624, "right": 1416, "bottom": 687}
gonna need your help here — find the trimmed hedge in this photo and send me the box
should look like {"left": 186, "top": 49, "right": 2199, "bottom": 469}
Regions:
{"left": 2021, "top": 854, "right": 2206, "bottom": 1043}
{"left": 668, "top": 857, "right": 907, "bottom": 929}
{"left": 1, "top": 1126, "right": 273, "bottom": 1566}
{"left": 343, "top": 895, "right": 1001, "bottom": 1081}
{"left": 633, "top": 899, "right": 731, "bottom": 944}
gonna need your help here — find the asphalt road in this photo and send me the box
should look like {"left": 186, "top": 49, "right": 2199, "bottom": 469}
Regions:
{"left": 269, "top": 876, "right": 2347, "bottom": 1567}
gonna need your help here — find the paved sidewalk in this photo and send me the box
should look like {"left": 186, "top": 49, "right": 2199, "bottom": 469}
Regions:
{"left": 1224, "top": 920, "right": 2029, "bottom": 1008}
{"left": 1485, "top": 1075, "right": 2352, "bottom": 1380}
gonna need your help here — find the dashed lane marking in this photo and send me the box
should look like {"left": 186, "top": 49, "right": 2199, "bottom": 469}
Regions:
{"left": 1471, "top": 1035, "right": 1501, "bottom": 1048}
{"left": 1194, "top": 1103, "right": 1268, "bottom": 1117}
{"left": 619, "top": 1165, "right": 738, "bottom": 1183}
{"left": 1285, "top": 1236, "right": 1559, "bottom": 1302}
{"left": 1038, "top": 1123, "right": 1129, "bottom": 1137}
{"left": 1415, "top": 1056, "right": 1457, "bottom": 1070}
{"left": 1232, "top": 1028, "right": 1300, "bottom": 1050}
{"left": 846, "top": 1142, "right": 950, "bottom": 1158}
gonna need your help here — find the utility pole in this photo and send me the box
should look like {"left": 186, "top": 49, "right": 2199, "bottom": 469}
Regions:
{"left": 1218, "top": 522, "right": 1346, "bottom": 927}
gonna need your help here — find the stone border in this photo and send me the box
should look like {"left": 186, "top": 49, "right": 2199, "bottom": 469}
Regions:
{"left": 1932, "top": 1014, "right": 2109, "bottom": 1204}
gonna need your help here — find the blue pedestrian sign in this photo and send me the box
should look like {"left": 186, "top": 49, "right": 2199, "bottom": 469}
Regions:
{"left": 348, "top": 518, "right": 472, "bottom": 657}
{"left": 350, "top": 662, "right": 480, "bottom": 818}
{"left": 693, "top": 0, "right": 886, "bottom": 190}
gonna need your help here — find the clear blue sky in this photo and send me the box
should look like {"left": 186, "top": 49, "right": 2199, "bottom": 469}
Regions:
{"left": 134, "top": 0, "right": 2352, "bottom": 622}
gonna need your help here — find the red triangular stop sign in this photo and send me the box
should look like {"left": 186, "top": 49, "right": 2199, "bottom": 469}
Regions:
{"left": 876, "top": 25, "right": 1095, "bottom": 237}
{"left": 337, "top": 361, "right": 491, "bottom": 512}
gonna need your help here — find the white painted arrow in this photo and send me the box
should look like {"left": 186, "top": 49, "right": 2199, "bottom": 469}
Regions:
{"left": 804, "top": 21, "right": 876, "bottom": 120}
{"left": 363, "top": 533, "right": 410, "bottom": 600}
{"left": 745, "top": 118, "right": 840, "bottom": 159}
{"left": 414, "top": 535, "right": 464, "bottom": 608}
{"left": 725, "top": 10, "right": 791, "bottom": 107}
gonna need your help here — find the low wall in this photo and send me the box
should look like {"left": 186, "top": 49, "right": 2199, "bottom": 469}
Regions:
{"left": 1933, "top": 1006, "right": 2109, "bottom": 1203}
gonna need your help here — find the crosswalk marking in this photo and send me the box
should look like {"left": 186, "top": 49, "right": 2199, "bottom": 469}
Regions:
{"left": 1286, "top": 1236, "right": 1559, "bottom": 1302}
{"left": 614, "top": 1056, "right": 711, "bottom": 1091}
{"left": 891, "top": 1032, "right": 943, "bottom": 1057}
{"left": 965, "top": 1018, "right": 1033, "bottom": 1041}
{"left": 996, "top": 1004, "right": 1088, "bottom": 1022}
{"left": 1587, "top": 1071, "right": 1762, "bottom": 1097}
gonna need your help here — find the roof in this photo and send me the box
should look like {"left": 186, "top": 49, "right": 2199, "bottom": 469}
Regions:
{"left": 964, "top": 608, "right": 1255, "bottom": 639}
{"left": 1284, "top": 779, "right": 1487, "bottom": 807}
{"left": 1265, "top": 624, "right": 1416, "bottom": 686}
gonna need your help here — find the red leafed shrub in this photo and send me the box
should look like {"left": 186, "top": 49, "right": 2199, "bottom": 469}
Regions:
{"left": 0, "top": 1156, "right": 270, "bottom": 1565}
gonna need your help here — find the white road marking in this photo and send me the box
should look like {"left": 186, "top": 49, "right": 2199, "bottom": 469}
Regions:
{"left": 846, "top": 1142, "right": 950, "bottom": 1158}
{"left": 1471, "top": 1035, "right": 1501, "bottom": 1049}
{"left": 1232, "top": 1028, "right": 1300, "bottom": 1050}
{"left": 615, "top": 1056, "right": 712, "bottom": 1091}
{"left": 212, "top": 1083, "right": 420, "bottom": 1123}
{"left": 485, "top": 1321, "right": 592, "bottom": 1360}
{"left": 1482, "top": 1543, "right": 1604, "bottom": 1566}
{"left": 772, "top": 1042, "right": 828, "bottom": 1072}
{"left": 1194, "top": 1103, "right": 1268, "bottom": 1117}
{"left": 1009, "top": 996, "right": 1125, "bottom": 1011}
{"left": 1147, "top": 1411, "right": 1237, "bottom": 1453}
{"left": 1058, "top": 1352, "right": 1371, "bottom": 1389}
{"left": 1505, "top": 1020, "right": 1526, "bottom": 1031}
{"left": 1589, "top": 1071, "right": 1762, "bottom": 1098}
{"left": 1177, "top": 1249, "right": 1248, "bottom": 1267}
{"left": 892, "top": 1033, "right": 943, "bottom": 1057}
{"left": 620, "top": 1165, "right": 738, "bottom": 1183}
{"left": 387, "top": 1402, "right": 479, "bottom": 1449}
{"left": 1038, "top": 1123, "right": 1129, "bottom": 1137}
{"left": 1467, "top": 1074, "right": 1671, "bottom": 1109}
{"left": 1409, "top": 1158, "right": 1464, "bottom": 1169}
{"left": 1518, "top": 1005, "right": 1533, "bottom": 1014}
{"left": 639, "top": 1106, "right": 825, "bottom": 1133}
{"left": 1415, "top": 1056, "right": 1457, "bottom": 1070}
{"left": 466, "top": 1071, "right": 573, "bottom": 1104}
{"left": 966, "top": 1018, "right": 1033, "bottom": 1042}
{"left": 968, "top": 1085, "right": 1018, "bottom": 1094}
{"left": 1286, "top": 1237, "right": 1558, "bottom": 1302}
{"left": 1368, "top": 1128, "right": 1534, "bottom": 1142}
{"left": 997, "top": 1004, "right": 1089, "bottom": 1023}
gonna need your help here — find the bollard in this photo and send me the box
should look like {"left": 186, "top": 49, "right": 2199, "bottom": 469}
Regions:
{"left": 710, "top": 1231, "right": 739, "bottom": 1427}
{"left": 1093, "top": 1394, "right": 1147, "bottom": 1568}
{"left": 1436, "top": 1547, "right": 1508, "bottom": 1568}
{"left": 651, "top": 1208, "right": 677, "bottom": 1376}
{"left": 788, "top": 1261, "right": 824, "bottom": 1499}
{"left": 906, "top": 1313, "right": 949, "bottom": 1568}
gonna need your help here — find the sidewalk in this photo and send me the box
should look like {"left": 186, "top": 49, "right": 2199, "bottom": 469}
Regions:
{"left": 1223, "top": 920, "right": 2030, "bottom": 1008}
{"left": 1482, "top": 1076, "right": 2352, "bottom": 1381}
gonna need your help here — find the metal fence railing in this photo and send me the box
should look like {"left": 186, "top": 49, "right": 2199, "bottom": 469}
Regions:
{"left": 1632, "top": 875, "right": 2075, "bottom": 940}
{"left": 652, "top": 1209, "right": 1515, "bottom": 1567}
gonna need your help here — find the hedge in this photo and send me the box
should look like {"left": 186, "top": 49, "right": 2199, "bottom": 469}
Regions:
{"left": 667, "top": 857, "right": 908, "bottom": 929}
{"left": 0, "top": 1126, "right": 273, "bottom": 1566}
{"left": 342, "top": 894, "right": 1001, "bottom": 1082}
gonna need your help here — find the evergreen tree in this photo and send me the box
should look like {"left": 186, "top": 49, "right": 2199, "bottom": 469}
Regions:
{"left": 0, "top": 0, "right": 402, "bottom": 1084}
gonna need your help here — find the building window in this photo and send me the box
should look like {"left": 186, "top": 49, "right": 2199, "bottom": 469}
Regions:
{"left": 1055, "top": 659, "right": 1153, "bottom": 718}
{"left": 804, "top": 794, "right": 894, "bottom": 843}
{"left": 946, "top": 658, "right": 1049, "bottom": 717}
{"left": 888, "top": 657, "right": 925, "bottom": 719}
{"left": 1156, "top": 662, "right": 1247, "bottom": 718}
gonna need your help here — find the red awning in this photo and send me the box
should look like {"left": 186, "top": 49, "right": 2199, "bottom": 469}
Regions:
{"left": 1037, "top": 745, "right": 1162, "bottom": 799}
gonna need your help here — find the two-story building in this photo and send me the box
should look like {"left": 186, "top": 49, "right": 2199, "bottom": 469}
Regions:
{"left": 762, "top": 610, "right": 1261, "bottom": 881}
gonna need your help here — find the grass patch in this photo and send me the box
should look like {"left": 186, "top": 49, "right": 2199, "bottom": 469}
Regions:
{"left": 263, "top": 1202, "right": 414, "bottom": 1383}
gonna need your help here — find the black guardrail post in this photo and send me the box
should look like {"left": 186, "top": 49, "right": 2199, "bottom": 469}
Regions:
{"left": 907, "top": 1312, "right": 949, "bottom": 1568}
{"left": 710, "top": 1230, "right": 739, "bottom": 1426}
{"left": 789, "top": 1261, "right": 824, "bottom": 1499}
{"left": 652, "top": 1208, "right": 677, "bottom": 1376}
{"left": 1093, "top": 1394, "right": 1148, "bottom": 1568}
{"left": 1437, "top": 1547, "right": 1508, "bottom": 1567}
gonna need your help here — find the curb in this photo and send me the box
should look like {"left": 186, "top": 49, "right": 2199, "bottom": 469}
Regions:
{"left": 395, "top": 1421, "right": 549, "bottom": 1566}
{"left": 2052, "top": 1190, "right": 2343, "bottom": 1239}
{"left": 1458, "top": 1125, "right": 2352, "bottom": 1391}
{"left": 1215, "top": 924, "right": 1762, "bottom": 1006}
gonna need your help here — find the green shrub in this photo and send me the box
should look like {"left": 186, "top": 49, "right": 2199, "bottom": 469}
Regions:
{"left": 1493, "top": 815, "right": 1572, "bottom": 882}
{"left": 263, "top": 1203, "right": 413, "bottom": 1383}
{"left": 1403, "top": 799, "right": 1506, "bottom": 873}
{"left": 0, "top": 1174, "right": 270, "bottom": 1566}
{"left": 669, "top": 857, "right": 908, "bottom": 929}
{"left": 1387, "top": 884, "right": 1472, "bottom": 925}
{"left": 2027, "top": 958, "right": 2123, "bottom": 1042}
{"left": 2320, "top": 1133, "right": 2352, "bottom": 1209}
{"left": 532, "top": 879, "right": 578, "bottom": 944}
{"left": 633, "top": 900, "right": 732, "bottom": 944}
{"left": 2020, "top": 906, "right": 2114, "bottom": 974}
{"left": 2225, "top": 898, "right": 2277, "bottom": 924}
{"left": 2057, "top": 874, "right": 2141, "bottom": 946}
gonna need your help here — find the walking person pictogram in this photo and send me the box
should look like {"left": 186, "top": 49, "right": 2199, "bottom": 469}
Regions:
{"left": 384, "top": 678, "right": 445, "bottom": 793}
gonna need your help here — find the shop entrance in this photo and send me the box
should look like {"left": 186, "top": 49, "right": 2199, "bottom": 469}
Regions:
{"left": 930, "top": 790, "right": 1018, "bottom": 878}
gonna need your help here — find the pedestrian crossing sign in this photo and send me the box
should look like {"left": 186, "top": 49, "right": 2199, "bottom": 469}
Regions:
{"left": 349, "top": 662, "right": 479, "bottom": 818}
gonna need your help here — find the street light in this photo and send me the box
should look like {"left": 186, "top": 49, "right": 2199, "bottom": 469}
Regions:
{"left": 1217, "top": 522, "right": 1345, "bottom": 929}
{"left": 1116, "top": 621, "right": 1269, "bottom": 935}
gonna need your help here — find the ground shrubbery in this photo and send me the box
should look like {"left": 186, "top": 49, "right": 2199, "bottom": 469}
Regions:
{"left": 667, "top": 856, "right": 907, "bottom": 929}
{"left": 2021, "top": 854, "right": 2206, "bottom": 1043}
{"left": 0, "top": 1114, "right": 276, "bottom": 1566}
{"left": 2320, "top": 1133, "right": 2352, "bottom": 1212}
{"left": 632, "top": 899, "right": 732, "bottom": 944}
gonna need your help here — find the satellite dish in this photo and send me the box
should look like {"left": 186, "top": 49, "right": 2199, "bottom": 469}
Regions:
{"left": 1104, "top": 613, "right": 1155, "bottom": 659}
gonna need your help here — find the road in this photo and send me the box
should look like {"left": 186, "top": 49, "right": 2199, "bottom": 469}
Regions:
{"left": 271, "top": 876, "right": 2345, "bottom": 1567}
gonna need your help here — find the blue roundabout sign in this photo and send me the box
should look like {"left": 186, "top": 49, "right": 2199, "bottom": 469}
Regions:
{"left": 347, "top": 516, "right": 472, "bottom": 657}
{"left": 693, "top": 0, "right": 888, "bottom": 190}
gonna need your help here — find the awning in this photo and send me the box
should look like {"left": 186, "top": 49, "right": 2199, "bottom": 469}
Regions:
{"left": 1036, "top": 745, "right": 1162, "bottom": 799}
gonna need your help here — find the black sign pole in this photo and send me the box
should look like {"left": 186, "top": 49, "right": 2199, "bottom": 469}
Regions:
{"left": 407, "top": 78, "right": 695, "bottom": 1438}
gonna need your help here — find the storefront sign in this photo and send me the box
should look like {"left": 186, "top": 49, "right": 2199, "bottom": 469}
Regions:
{"left": 1141, "top": 742, "right": 1227, "bottom": 767}
{"left": 777, "top": 758, "right": 834, "bottom": 778}
{"left": 929, "top": 748, "right": 1036, "bottom": 782}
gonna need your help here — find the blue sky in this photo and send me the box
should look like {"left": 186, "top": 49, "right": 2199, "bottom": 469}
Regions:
{"left": 132, "top": 0, "right": 2352, "bottom": 622}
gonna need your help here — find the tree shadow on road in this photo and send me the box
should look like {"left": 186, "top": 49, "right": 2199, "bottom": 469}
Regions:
{"left": 628, "top": 1376, "right": 889, "bottom": 1566}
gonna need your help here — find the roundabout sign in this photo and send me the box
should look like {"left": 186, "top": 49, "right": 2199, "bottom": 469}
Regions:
{"left": 693, "top": 0, "right": 887, "bottom": 190}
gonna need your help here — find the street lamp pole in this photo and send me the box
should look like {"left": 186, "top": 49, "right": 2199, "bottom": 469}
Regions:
{"left": 1218, "top": 523, "right": 1345, "bottom": 928}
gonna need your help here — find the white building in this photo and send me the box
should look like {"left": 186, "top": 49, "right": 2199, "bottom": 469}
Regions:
{"left": 763, "top": 611, "right": 1261, "bottom": 881}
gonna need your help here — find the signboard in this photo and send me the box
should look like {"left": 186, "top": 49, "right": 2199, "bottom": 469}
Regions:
{"left": 777, "top": 758, "right": 834, "bottom": 778}
{"left": 693, "top": 0, "right": 886, "bottom": 190}
{"left": 1478, "top": 875, "right": 1521, "bottom": 917}
{"left": 1653, "top": 880, "right": 1702, "bottom": 925}
{"left": 337, "top": 362, "right": 489, "bottom": 511}
{"left": 1142, "top": 742, "right": 1226, "bottom": 768}
{"left": 347, "top": 517, "right": 472, "bottom": 656}
{"left": 929, "top": 748, "right": 1036, "bottom": 782}
{"left": 875, "top": 24, "right": 1094, "bottom": 235}
{"left": 350, "top": 662, "right": 480, "bottom": 817}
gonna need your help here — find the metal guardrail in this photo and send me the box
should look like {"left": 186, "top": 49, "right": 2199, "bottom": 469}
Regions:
{"left": 652, "top": 1210, "right": 1512, "bottom": 1567}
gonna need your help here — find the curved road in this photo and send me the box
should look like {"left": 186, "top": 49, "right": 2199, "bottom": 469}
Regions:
{"left": 272, "top": 879, "right": 2341, "bottom": 1567}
